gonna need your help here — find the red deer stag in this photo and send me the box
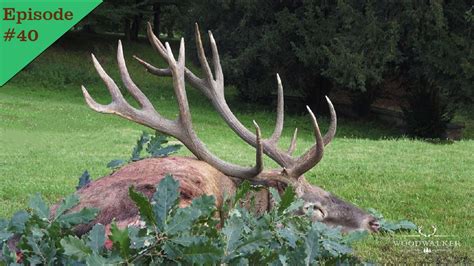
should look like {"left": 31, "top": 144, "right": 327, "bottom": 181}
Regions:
{"left": 72, "top": 23, "right": 379, "bottom": 235}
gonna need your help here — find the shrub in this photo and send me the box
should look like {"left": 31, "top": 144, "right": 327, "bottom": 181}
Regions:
{"left": 1, "top": 176, "right": 370, "bottom": 264}
{"left": 403, "top": 85, "right": 454, "bottom": 139}
{"left": 0, "top": 194, "right": 98, "bottom": 264}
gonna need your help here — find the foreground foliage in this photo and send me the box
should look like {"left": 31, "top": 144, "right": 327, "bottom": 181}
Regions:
{"left": 107, "top": 131, "right": 182, "bottom": 170}
{"left": 0, "top": 194, "right": 98, "bottom": 264}
{"left": 1, "top": 175, "right": 374, "bottom": 264}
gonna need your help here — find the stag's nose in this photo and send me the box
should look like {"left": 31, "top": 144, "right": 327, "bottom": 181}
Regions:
{"left": 367, "top": 217, "right": 380, "bottom": 232}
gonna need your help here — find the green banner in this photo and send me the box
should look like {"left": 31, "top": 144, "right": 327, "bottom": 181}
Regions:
{"left": 0, "top": 0, "right": 102, "bottom": 86}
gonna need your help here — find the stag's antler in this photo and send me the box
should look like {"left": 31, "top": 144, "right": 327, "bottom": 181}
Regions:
{"left": 133, "top": 23, "right": 337, "bottom": 180}
{"left": 81, "top": 40, "right": 263, "bottom": 179}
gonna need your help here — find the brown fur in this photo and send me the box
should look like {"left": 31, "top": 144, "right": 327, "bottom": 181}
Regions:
{"left": 51, "top": 157, "right": 236, "bottom": 235}
{"left": 51, "top": 156, "right": 378, "bottom": 235}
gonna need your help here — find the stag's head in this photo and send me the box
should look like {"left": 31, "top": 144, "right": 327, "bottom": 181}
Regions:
{"left": 81, "top": 23, "right": 379, "bottom": 233}
{"left": 298, "top": 182, "right": 379, "bottom": 232}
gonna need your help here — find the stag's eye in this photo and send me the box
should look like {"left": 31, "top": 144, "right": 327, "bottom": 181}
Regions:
{"left": 303, "top": 202, "right": 326, "bottom": 221}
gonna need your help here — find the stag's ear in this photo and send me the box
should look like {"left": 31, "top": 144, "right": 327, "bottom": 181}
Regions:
{"left": 302, "top": 202, "right": 326, "bottom": 222}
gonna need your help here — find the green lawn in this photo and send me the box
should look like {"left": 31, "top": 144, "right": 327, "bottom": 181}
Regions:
{"left": 0, "top": 34, "right": 473, "bottom": 264}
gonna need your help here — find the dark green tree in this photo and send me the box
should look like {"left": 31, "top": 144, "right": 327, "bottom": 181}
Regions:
{"left": 176, "top": 1, "right": 472, "bottom": 137}
{"left": 388, "top": 1, "right": 473, "bottom": 138}
{"left": 293, "top": 1, "right": 399, "bottom": 114}
{"left": 81, "top": 0, "right": 183, "bottom": 41}
{"left": 177, "top": 1, "right": 400, "bottom": 114}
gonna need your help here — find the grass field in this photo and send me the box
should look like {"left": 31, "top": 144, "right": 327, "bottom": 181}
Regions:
{"left": 0, "top": 34, "right": 473, "bottom": 264}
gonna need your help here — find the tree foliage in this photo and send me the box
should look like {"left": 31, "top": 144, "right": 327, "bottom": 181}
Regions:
{"left": 175, "top": 0, "right": 472, "bottom": 137}
{"left": 81, "top": 0, "right": 185, "bottom": 41}
{"left": 75, "top": 1, "right": 471, "bottom": 137}
{"left": 176, "top": 1, "right": 400, "bottom": 111}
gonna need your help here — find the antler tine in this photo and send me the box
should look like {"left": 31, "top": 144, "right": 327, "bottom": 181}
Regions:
{"left": 285, "top": 106, "right": 324, "bottom": 178}
{"left": 178, "top": 38, "right": 185, "bottom": 66}
{"left": 81, "top": 85, "right": 113, "bottom": 113}
{"left": 133, "top": 55, "right": 171, "bottom": 76}
{"left": 146, "top": 22, "right": 167, "bottom": 59}
{"left": 208, "top": 30, "right": 224, "bottom": 88}
{"left": 91, "top": 54, "right": 125, "bottom": 103}
{"left": 164, "top": 41, "right": 178, "bottom": 66}
{"left": 164, "top": 39, "right": 193, "bottom": 132}
{"left": 253, "top": 120, "right": 264, "bottom": 174}
{"left": 117, "top": 40, "right": 155, "bottom": 111}
{"left": 287, "top": 128, "right": 298, "bottom": 155}
{"left": 268, "top": 74, "right": 284, "bottom": 144}
{"left": 323, "top": 96, "right": 337, "bottom": 145}
{"left": 164, "top": 39, "right": 192, "bottom": 130}
{"left": 195, "top": 23, "right": 215, "bottom": 84}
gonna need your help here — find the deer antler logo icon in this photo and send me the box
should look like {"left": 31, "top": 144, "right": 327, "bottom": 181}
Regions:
{"left": 418, "top": 225, "right": 437, "bottom": 237}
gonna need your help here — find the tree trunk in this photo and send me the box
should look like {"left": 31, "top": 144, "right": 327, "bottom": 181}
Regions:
{"left": 130, "top": 13, "right": 143, "bottom": 41}
{"left": 81, "top": 24, "right": 95, "bottom": 34}
{"left": 167, "top": 26, "right": 174, "bottom": 39}
{"left": 153, "top": 3, "right": 161, "bottom": 37}
{"left": 167, "top": 14, "right": 176, "bottom": 39}
{"left": 124, "top": 18, "right": 131, "bottom": 42}
{"left": 306, "top": 75, "right": 331, "bottom": 115}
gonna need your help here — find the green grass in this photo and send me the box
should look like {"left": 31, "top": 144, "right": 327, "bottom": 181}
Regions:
{"left": 0, "top": 33, "right": 473, "bottom": 264}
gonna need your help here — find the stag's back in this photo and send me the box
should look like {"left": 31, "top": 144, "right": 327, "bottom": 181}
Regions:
{"left": 53, "top": 157, "right": 240, "bottom": 235}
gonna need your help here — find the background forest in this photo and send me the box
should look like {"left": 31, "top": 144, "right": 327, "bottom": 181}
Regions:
{"left": 83, "top": 0, "right": 473, "bottom": 138}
